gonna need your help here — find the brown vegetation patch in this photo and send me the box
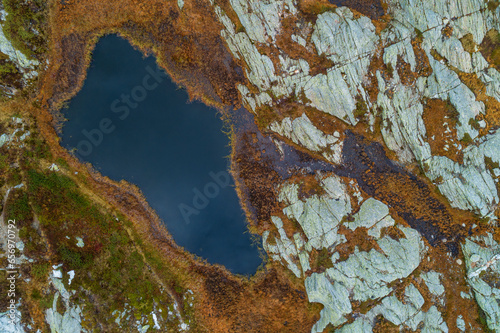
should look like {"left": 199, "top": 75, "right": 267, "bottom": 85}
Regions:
{"left": 195, "top": 266, "right": 318, "bottom": 332}
{"left": 441, "top": 25, "right": 453, "bottom": 38}
{"left": 456, "top": 71, "right": 500, "bottom": 133}
{"left": 277, "top": 16, "right": 334, "bottom": 77}
{"left": 297, "top": 174, "right": 327, "bottom": 199}
{"left": 336, "top": 224, "right": 381, "bottom": 262}
{"left": 273, "top": 99, "right": 310, "bottom": 121}
{"left": 480, "top": 29, "right": 500, "bottom": 70}
{"left": 252, "top": 98, "right": 313, "bottom": 132}
{"left": 366, "top": 49, "right": 390, "bottom": 103}
{"left": 395, "top": 40, "right": 432, "bottom": 87}
{"left": 41, "top": 0, "right": 246, "bottom": 117}
{"left": 328, "top": 0, "right": 385, "bottom": 20}
{"left": 460, "top": 33, "right": 477, "bottom": 54}
{"left": 379, "top": 224, "right": 406, "bottom": 241}
{"left": 233, "top": 132, "right": 281, "bottom": 228}
{"left": 372, "top": 315, "right": 399, "bottom": 332}
{"left": 297, "top": 0, "right": 337, "bottom": 20}
{"left": 396, "top": 55, "right": 417, "bottom": 86}
{"left": 422, "top": 98, "right": 464, "bottom": 163}
{"left": 45, "top": 32, "right": 91, "bottom": 116}
{"left": 412, "top": 39, "right": 433, "bottom": 77}
{"left": 307, "top": 106, "right": 349, "bottom": 136}
{"left": 309, "top": 247, "right": 334, "bottom": 272}
{"left": 371, "top": 171, "right": 463, "bottom": 246}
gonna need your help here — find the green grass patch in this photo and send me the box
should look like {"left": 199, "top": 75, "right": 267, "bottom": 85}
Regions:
{"left": 354, "top": 97, "right": 368, "bottom": 119}
{"left": 314, "top": 247, "right": 333, "bottom": 269}
{"left": 27, "top": 169, "right": 89, "bottom": 223}
{"left": 0, "top": 52, "right": 21, "bottom": 87}
{"left": 485, "top": 156, "right": 500, "bottom": 170}
{"left": 2, "top": 0, "right": 48, "bottom": 59}
{"left": 469, "top": 117, "right": 482, "bottom": 131}
{"left": 460, "top": 132, "right": 473, "bottom": 144}
{"left": 0, "top": 153, "right": 8, "bottom": 171}
{"left": 31, "top": 261, "right": 50, "bottom": 280}
{"left": 55, "top": 157, "right": 69, "bottom": 170}
{"left": 58, "top": 245, "right": 90, "bottom": 270}
{"left": 25, "top": 135, "right": 51, "bottom": 160}
{"left": 38, "top": 293, "right": 54, "bottom": 310}
{"left": 4, "top": 188, "right": 32, "bottom": 227}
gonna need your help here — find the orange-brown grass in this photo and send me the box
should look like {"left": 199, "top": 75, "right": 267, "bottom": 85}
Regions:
{"left": 232, "top": 131, "right": 282, "bottom": 232}
{"left": 276, "top": 16, "right": 334, "bottom": 77}
{"left": 297, "top": 0, "right": 337, "bottom": 20}
{"left": 412, "top": 38, "right": 433, "bottom": 76}
{"left": 42, "top": 0, "right": 246, "bottom": 116}
{"left": 365, "top": 48, "right": 386, "bottom": 103}
{"left": 396, "top": 55, "right": 419, "bottom": 87}
{"left": 422, "top": 98, "right": 464, "bottom": 163}
{"left": 336, "top": 224, "right": 382, "bottom": 262}
{"left": 306, "top": 104, "right": 349, "bottom": 136}
{"left": 457, "top": 71, "right": 500, "bottom": 133}
{"left": 296, "top": 174, "right": 327, "bottom": 200}
{"left": 195, "top": 265, "right": 320, "bottom": 332}
{"left": 372, "top": 315, "right": 400, "bottom": 332}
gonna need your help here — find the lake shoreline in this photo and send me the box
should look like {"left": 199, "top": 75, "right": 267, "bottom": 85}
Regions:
{"left": 26, "top": 2, "right": 320, "bottom": 328}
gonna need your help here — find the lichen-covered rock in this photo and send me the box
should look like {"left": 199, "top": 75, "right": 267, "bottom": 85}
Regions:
{"left": 0, "top": 300, "right": 26, "bottom": 333}
{"left": 329, "top": 226, "right": 425, "bottom": 302}
{"left": 305, "top": 272, "right": 352, "bottom": 330}
{"left": 305, "top": 226, "right": 426, "bottom": 331}
{"left": 45, "top": 273, "right": 84, "bottom": 333}
{"left": 263, "top": 216, "right": 304, "bottom": 277}
{"left": 0, "top": 117, "right": 30, "bottom": 149}
{"left": 0, "top": 10, "right": 39, "bottom": 78}
{"left": 269, "top": 114, "right": 343, "bottom": 164}
{"left": 463, "top": 234, "right": 500, "bottom": 331}
{"left": 304, "top": 9, "right": 378, "bottom": 124}
{"left": 210, "top": 0, "right": 500, "bottom": 330}
{"left": 421, "top": 271, "right": 445, "bottom": 297}
{"left": 278, "top": 175, "right": 351, "bottom": 250}
{"left": 345, "top": 198, "right": 394, "bottom": 236}
{"left": 339, "top": 283, "right": 448, "bottom": 332}
{"left": 215, "top": 2, "right": 379, "bottom": 125}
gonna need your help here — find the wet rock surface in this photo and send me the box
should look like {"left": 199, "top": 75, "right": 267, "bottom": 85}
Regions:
{"left": 337, "top": 131, "right": 462, "bottom": 254}
{"left": 328, "top": 0, "right": 385, "bottom": 20}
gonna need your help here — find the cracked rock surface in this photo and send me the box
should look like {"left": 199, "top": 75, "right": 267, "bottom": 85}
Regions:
{"left": 211, "top": 0, "right": 500, "bottom": 330}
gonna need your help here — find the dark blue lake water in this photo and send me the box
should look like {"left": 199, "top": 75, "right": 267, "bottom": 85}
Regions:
{"left": 61, "top": 35, "right": 262, "bottom": 275}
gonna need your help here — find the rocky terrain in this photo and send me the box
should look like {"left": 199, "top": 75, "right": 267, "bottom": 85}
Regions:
{"left": 211, "top": 0, "right": 500, "bottom": 331}
{"left": 0, "top": 0, "right": 500, "bottom": 332}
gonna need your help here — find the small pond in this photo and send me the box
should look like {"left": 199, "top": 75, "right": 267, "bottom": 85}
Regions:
{"left": 61, "top": 35, "right": 262, "bottom": 275}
